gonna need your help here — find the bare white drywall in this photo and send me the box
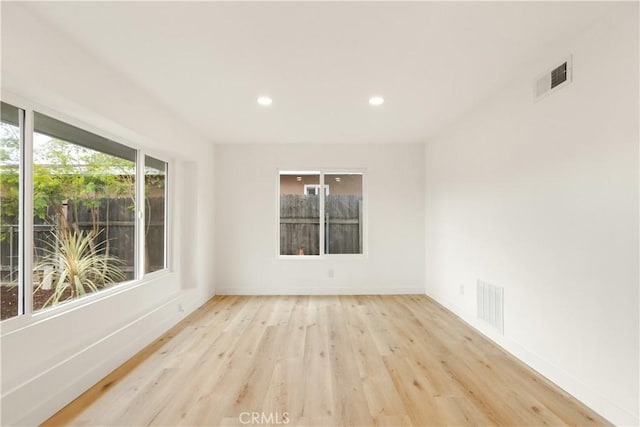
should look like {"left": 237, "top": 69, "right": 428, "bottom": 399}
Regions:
{"left": 214, "top": 143, "right": 425, "bottom": 295}
{"left": 0, "top": 4, "right": 215, "bottom": 425}
{"left": 424, "top": 6, "right": 639, "bottom": 425}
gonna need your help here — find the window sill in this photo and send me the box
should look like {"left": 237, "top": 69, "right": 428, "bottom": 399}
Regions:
{"left": 277, "top": 254, "right": 367, "bottom": 260}
{"left": 0, "top": 268, "right": 172, "bottom": 336}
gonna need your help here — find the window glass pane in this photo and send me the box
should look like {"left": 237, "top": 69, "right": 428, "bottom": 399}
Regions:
{"left": 33, "top": 114, "right": 135, "bottom": 311}
{"left": 1, "top": 103, "right": 21, "bottom": 320}
{"left": 280, "top": 172, "right": 320, "bottom": 255}
{"left": 324, "top": 173, "right": 363, "bottom": 254}
{"left": 145, "top": 155, "right": 166, "bottom": 273}
{"left": 34, "top": 112, "right": 136, "bottom": 162}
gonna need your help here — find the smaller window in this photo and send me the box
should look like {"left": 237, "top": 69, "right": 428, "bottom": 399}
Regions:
{"left": 279, "top": 170, "right": 364, "bottom": 257}
{"left": 325, "top": 173, "right": 363, "bottom": 255}
{"left": 280, "top": 172, "right": 320, "bottom": 256}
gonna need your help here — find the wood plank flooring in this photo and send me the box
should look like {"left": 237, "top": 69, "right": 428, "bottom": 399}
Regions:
{"left": 43, "top": 295, "right": 611, "bottom": 426}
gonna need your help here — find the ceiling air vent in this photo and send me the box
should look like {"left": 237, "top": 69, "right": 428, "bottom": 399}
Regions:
{"left": 535, "top": 56, "right": 572, "bottom": 101}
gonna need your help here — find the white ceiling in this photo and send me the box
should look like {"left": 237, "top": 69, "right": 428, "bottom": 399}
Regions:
{"left": 22, "top": 1, "right": 615, "bottom": 145}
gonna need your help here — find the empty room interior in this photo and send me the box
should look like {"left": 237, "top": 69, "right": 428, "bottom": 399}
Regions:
{"left": 0, "top": 1, "right": 638, "bottom": 426}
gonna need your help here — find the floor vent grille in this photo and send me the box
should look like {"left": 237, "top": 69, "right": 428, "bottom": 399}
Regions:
{"left": 477, "top": 280, "right": 504, "bottom": 334}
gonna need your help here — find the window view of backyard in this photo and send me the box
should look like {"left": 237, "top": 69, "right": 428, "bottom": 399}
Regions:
{"left": 280, "top": 172, "right": 321, "bottom": 256}
{"left": 0, "top": 108, "right": 169, "bottom": 321}
{"left": 31, "top": 113, "right": 136, "bottom": 313}
{"left": 324, "top": 173, "right": 363, "bottom": 254}
{"left": 279, "top": 171, "right": 363, "bottom": 256}
{"left": 145, "top": 155, "right": 167, "bottom": 273}
{"left": 0, "top": 103, "right": 21, "bottom": 320}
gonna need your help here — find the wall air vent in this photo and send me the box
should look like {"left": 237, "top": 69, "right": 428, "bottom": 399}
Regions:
{"left": 550, "top": 62, "right": 568, "bottom": 88}
{"left": 477, "top": 280, "right": 504, "bottom": 334}
{"left": 535, "top": 55, "right": 572, "bottom": 101}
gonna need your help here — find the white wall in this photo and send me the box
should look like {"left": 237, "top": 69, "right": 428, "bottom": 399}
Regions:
{"left": 424, "top": 6, "right": 639, "bottom": 426}
{"left": 2, "top": 2, "right": 636, "bottom": 425}
{"left": 0, "top": 4, "right": 215, "bottom": 425}
{"left": 215, "top": 143, "right": 425, "bottom": 295}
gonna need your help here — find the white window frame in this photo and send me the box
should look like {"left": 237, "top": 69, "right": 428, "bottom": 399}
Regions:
{"left": 0, "top": 93, "right": 173, "bottom": 330}
{"left": 277, "top": 168, "right": 367, "bottom": 260}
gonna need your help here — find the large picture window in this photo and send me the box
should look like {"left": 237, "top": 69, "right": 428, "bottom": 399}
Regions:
{"left": 279, "top": 170, "right": 364, "bottom": 257}
{"left": 0, "top": 101, "right": 170, "bottom": 321}
{"left": 32, "top": 113, "right": 136, "bottom": 310}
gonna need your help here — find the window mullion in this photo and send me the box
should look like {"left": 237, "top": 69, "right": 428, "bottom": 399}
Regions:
{"left": 21, "top": 109, "right": 34, "bottom": 315}
{"left": 319, "top": 172, "right": 325, "bottom": 256}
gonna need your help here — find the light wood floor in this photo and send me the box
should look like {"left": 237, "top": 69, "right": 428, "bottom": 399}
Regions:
{"left": 44, "top": 295, "right": 610, "bottom": 427}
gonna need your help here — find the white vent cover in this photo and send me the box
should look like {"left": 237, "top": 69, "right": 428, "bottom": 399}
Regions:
{"left": 477, "top": 280, "right": 504, "bottom": 334}
{"left": 535, "top": 56, "right": 572, "bottom": 101}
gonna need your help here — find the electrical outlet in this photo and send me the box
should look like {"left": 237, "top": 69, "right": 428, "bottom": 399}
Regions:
{"left": 460, "top": 284, "right": 465, "bottom": 295}
{"left": 328, "top": 269, "right": 334, "bottom": 278}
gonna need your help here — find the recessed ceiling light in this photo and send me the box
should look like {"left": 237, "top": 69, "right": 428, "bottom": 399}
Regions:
{"left": 369, "top": 96, "right": 384, "bottom": 106}
{"left": 257, "top": 96, "right": 273, "bottom": 106}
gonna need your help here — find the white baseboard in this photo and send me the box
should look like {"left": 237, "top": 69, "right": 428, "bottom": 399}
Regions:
{"left": 216, "top": 286, "right": 423, "bottom": 296}
{"left": 426, "top": 289, "right": 639, "bottom": 427}
{"left": 7, "top": 286, "right": 634, "bottom": 426}
{"left": 2, "top": 291, "right": 208, "bottom": 426}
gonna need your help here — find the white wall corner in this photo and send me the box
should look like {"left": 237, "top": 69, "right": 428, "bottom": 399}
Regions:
{"left": 425, "top": 290, "right": 639, "bottom": 427}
